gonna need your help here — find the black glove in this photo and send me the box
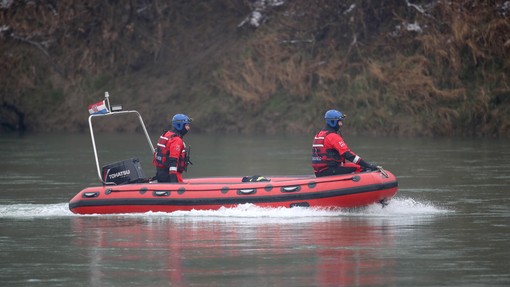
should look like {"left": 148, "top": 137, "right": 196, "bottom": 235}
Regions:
{"left": 367, "top": 164, "right": 378, "bottom": 171}
{"left": 169, "top": 173, "right": 178, "bottom": 183}
{"left": 359, "top": 159, "right": 378, "bottom": 171}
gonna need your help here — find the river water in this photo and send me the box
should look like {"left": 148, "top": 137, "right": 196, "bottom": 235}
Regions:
{"left": 0, "top": 132, "right": 509, "bottom": 286}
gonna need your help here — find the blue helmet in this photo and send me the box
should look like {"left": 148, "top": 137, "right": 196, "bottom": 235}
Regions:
{"left": 324, "top": 109, "right": 345, "bottom": 128}
{"left": 172, "top": 114, "right": 192, "bottom": 131}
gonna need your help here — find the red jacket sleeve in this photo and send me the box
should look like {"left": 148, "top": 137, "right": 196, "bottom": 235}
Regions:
{"left": 167, "top": 136, "right": 183, "bottom": 159}
{"left": 166, "top": 136, "right": 183, "bottom": 173}
{"left": 325, "top": 132, "right": 351, "bottom": 156}
{"left": 325, "top": 132, "right": 374, "bottom": 169}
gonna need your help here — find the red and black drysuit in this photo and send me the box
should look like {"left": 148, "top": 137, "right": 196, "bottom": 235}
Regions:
{"left": 312, "top": 127, "right": 377, "bottom": 177}
{"left": 152, "top": 130, "right": 190, "bottom": 183}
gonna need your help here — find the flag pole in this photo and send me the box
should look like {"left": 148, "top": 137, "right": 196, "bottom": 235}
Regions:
{"left": 104, "top": 91, "right": 111, "bottom": 113}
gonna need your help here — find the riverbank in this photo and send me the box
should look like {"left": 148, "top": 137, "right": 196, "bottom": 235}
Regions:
{"left": 1, "top": 1, "right": 509, "bottom": 137}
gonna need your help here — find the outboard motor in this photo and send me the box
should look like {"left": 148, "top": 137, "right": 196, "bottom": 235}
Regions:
{"left": 101, "top": 158, "right": 146, "bottom": 185}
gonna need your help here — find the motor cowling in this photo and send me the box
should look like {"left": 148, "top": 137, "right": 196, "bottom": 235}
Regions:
{"left": 101, "top": 158, "right": 146, "bottom": 185}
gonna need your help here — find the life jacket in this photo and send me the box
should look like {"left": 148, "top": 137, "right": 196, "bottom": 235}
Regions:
{"left": 152, "top": 131, "right": 190, "bottom": 172}
{"left": 312, "top": 130, "right": 345, "bottom": 173}
{"left": 177, "top": 142, "right": 190, "bottom": 173}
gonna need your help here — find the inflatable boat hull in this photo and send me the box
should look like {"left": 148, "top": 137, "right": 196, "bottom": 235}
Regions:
{"left": 69, "top": 171, "right": 398, "bottom": 214}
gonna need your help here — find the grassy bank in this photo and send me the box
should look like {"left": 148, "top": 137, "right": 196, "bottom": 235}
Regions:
{"left": 1, "top": 0, "right": 509, "bottom": 137}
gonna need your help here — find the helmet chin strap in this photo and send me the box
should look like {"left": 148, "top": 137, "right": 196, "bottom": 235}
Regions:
{"left": 172, "top": 126, "right": 188, "bottom": 136}
{"left": 325, "top": 123, "right": 340, "bottom": 132}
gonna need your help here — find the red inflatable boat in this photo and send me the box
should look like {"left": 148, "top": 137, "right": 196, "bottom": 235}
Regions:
{"left": 69, "top": 172, "right": 398, "bottom": 214}
{"left": 69, "top": 94, "right": 398, "bottom": 215}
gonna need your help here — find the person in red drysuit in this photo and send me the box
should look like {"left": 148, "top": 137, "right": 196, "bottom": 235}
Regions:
{"left": 312, "top": 109, "right": 378, "bottom": 177}
{"left": 152, "top": 114, "right": 192, "bottom": 183}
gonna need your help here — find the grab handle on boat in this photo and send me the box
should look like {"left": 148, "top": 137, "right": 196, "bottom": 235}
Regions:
{"left": 83, "top": 192, "right": 99, "bottom": 198}
{"left": 238, "top": 188, "right": 256, "bottom": 194}
{"left": 153, "top": 191, "right": 170, "bottom": 196}
{"left": 281, "top": 186, "right": 301, "bottom": 192}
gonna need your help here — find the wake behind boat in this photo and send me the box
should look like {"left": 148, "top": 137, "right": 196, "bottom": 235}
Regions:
{"left": 69, "top": 93, "right": 398, "bottom": 215}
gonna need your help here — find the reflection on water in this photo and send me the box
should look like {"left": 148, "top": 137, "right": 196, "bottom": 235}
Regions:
{"left": 71, "top": 215, "right": 397, "bottom": 287}
{"left": 0, "top": 200, "right": 447, "bottom": 286}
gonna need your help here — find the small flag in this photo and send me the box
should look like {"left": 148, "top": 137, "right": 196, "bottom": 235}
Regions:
{"left": 88, "top": 100, "right": 109, "bottom": 115}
